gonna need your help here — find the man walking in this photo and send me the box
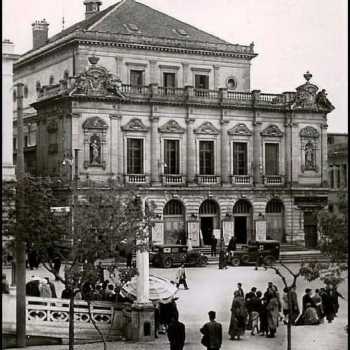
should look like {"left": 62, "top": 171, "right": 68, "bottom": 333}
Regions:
{"left": 200, "top": 311, "right": 222, "bottom": 350}
{"left": 176, "top": 264, "right": 189, "bottom": 290}
{"left": 167, "top": 315, "right": 186, "bottom": 350}
{"left": 235, "top": 282, "right": 244, "bottom": 298}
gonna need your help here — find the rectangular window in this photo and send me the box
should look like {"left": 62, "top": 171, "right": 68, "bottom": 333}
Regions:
{"left": 130, "top": 70, "right": 144, "bottom": 86}
{"left": 336, "top": 167, "right": 341, "bottom": 188}
{"left": 199, "top": 141, "right": 214, "bottom": 175}
{"left": 127, "top": 138, "right": 143, "bottom": 174}
{"left": 329, "top": 169, "right": 334, "bottom": 188}
{"left": 24, "top": 135, "right": 28, "bottom": 147}
{"left": 164, "top": 139, "right": 179, "bottom": 174}
{"left": 195, "top": 74, "right": 209, "bottom": 89}
{"left": 13, "top": 138, "right": 17, "bottom": 151}
{"left": 265, "top": 143, "right": 279, "bottom": 175}
{"left": 163, "top": 73, "right": 176, "bottom": 88}
{"left": 233, "top": 142, "right": 247, "bottom": 175}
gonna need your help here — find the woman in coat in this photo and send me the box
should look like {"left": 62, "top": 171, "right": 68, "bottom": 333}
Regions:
{"left": 266, "top": 291, "right": 279, "bottom": 338}
{"left": 228, "top": 291, "right": 248, "bottom": 340}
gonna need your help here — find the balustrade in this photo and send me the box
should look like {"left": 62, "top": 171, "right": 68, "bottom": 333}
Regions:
{"left": 231, "top": 175, "right": 252, "bottom": 185}
{"left": 162, "top": 174, "right": 185, "bottom": 185}
{"left": 264, "top": 175, "right": 284, "bottom": 185}
{"left": 196, "top": 175, "right": 221, "bottom": 185}
{"left": 125, "top": 174, "right": 149, "bottom": 184}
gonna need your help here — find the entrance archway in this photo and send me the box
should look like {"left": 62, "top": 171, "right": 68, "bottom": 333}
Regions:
{"left": 199, "top": 199, "right": 220, "bottom": 245}
{"left": 163, "top": 200, "right": 185, "bottom": 244}
{"left": 233, "top": 199, "right": 252, "bottom": 244}
{"left": 266, "top": 199, "right": 285, "bottom": 242}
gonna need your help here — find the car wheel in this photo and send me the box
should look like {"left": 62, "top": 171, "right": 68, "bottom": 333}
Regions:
{"left": 163, "top": 257, "right": 173, "bottom": 268}
{"left": 241, "top": 254, "right": 250, "bottom": 265}
{"left": 231, "top": 257, "right": 241, "bottom": 266}
{"left": 264, "top": 255, "right": 275, "bottom": 266}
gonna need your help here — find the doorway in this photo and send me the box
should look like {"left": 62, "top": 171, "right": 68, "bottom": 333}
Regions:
{"left": 234, "top": 217, "right": 247, "bottom": 244}
{"left": 304, "top": 211, "right": 318, "bottom": 248}
{"left": 200, "top": 217, "right": 213, "bottom": 245}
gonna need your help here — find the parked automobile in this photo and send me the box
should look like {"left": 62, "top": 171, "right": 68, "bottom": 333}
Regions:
{"left": 150, "top": 244, "right": 208, "bottom": 268}
{"left": 228, "top": 240, "right": 280, "bottom": 266}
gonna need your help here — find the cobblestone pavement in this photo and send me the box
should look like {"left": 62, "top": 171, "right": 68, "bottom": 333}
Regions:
{"left": 4, "top": 264, "right": 348, "bottom": 350}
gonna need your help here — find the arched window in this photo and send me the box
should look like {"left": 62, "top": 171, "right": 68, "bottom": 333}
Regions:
{"left": 164, "top": 200, "right": 184, "bottom": 215}
{"left": 49, "top": 75, "right": 55, "bottom": 85}
{"left": 266, "top": 199, "right": 284, "bottom": 213}
{"left": 199, "top": 199, "right": 219, "bottom": 214}
{"left": 233, "top": 199, "right": 252, "bottom": 214}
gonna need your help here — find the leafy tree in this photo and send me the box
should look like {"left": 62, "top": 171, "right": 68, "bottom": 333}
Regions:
{"left": 7, "top": 176, "right": 156, "bottom": 349}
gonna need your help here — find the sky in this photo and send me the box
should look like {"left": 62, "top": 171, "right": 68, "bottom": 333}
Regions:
{"left": 2, "top": 0, "right": 348, "bottom": 133}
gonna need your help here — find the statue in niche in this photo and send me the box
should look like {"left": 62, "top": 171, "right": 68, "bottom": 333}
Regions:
{"left": 305, "top": 142, "right": 314, "bottom": 170}
{"left": 89, "top": 135, "right": 101, "bottom": 165}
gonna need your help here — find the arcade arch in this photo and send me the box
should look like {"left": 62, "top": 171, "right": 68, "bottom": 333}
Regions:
{"left": 232, "top": 199, "right": 253, "bottom": 243}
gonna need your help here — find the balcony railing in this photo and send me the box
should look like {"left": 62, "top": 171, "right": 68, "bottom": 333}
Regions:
{"left": 162, "top": 174, "right": 185, "bottom": 185}
{"left": 197, "top": 175, "right": 221, "bottom": 185}
{"left": 194, "top": 88, "right": 219, "bottom": 99}
{"left": 125, "top": 174, "right": 149, "bottom": 184}
{"left": 157, "top": 87, "right": 185, "bottom": 97}
{"left": 264, "top": 175, "right": 284, "bottom": 185}
{"left": 231, "top": 175, "right": 252, "bottom": 185}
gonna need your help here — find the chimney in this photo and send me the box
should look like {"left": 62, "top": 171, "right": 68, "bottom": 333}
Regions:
{"left": 84, "top": 0, "right": 102, "bottom": 20}
{"left": 32, "top": 19, "right": 49, "bottom": 50}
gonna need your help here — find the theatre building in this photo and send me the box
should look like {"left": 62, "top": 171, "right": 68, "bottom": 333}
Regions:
{"left": 13, "top": 0, "right": 334, "bottom": 248}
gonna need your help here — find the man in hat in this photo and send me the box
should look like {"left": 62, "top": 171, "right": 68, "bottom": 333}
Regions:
{"left": 167, "top": 314, "right": 186, "bottom": 350}
{"left": 200, "top": 311, "right": 222, "bottom": 350}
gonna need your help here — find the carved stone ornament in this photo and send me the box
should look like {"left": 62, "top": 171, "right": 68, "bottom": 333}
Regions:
{"left": 70, "top": 56, "right": 125, "bottom": 99}
{"left": 121, "top": 118, "right": 149, "bottom": 132}
{"left": 158, "top": 120, "right": 185, "bottom": 134}
{"left": 194, "top": 121, "right": 219, "bottom": 135}
{"left": 261, "top": 124, "right": 283, "bottom": 137}
{"left": 82, "top": 116, "right": 108, "bottom": 130}
{"left": 46, "top": 120, "right": 58, "bottom": 133}
{"left": 228, "top": 123, "right": 252, "bottom": 136}
{"left": 292, "top": 71, "right": 319, "bottom": 110}
{"left": 299, "top": 126, "right": 319, "bottom": 138}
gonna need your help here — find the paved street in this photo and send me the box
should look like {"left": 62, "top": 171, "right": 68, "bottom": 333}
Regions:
{"left": 4, "top": 264, "right": 348, "bottom": 350}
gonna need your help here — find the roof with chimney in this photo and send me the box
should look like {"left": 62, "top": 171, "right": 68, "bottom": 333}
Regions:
{"left": 15, "top": 0, "right": 256, "bottom": 67}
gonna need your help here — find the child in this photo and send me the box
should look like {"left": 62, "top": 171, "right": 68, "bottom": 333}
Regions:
{"left": 251, "top": 310, "right": 259, "bottom": 335}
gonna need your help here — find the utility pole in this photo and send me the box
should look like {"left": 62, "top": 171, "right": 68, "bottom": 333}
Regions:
{"left": 15, "top": 82, "right": 26, "bottom": 347}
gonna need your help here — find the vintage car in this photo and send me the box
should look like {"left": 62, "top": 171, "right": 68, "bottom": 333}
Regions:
{"left": 150, "top": 244, "right": 208, "bottom": 268}
{"left": 228, "top": 240, "right": 280, "bottom": 266}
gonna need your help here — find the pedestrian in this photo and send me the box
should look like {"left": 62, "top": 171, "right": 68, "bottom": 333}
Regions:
{"left": 228, "top": 291, "right": 247, "bottom": 340}
{"left": 2, "top": 273, "right": 10, "bottom": 294}
{"left": 39, "top": 278, "right": 52, "bottom": 298}
{"left": 93, "top": 283, "right": 104, "bottom": 301}
{"left": 154, "top": 302, "right": 160, "bottom": 338}
{"left": 104, "top": 283, "right": 116, "bottom": 302}
{"left": 26, "top": 276, "right": 41, "bottom": 297}
{"left": 227, "top": 236, "right": 237, "bottom": 252}
{"left": 255, "top": 250, "right": 267, "bottom": 270}
{"left": 245, "top": 287, "right": 257, "bottom": 330}
{"left": 302, "top": 288, "right": 315, "bottom": 314}
{"left": 45, "top": 277, "right": 57, "bottom": 298}
{"left": 259, "top": 297, "right": 269, "bottom": 336}
{"left": 333, "top": 285, "right": 345, "bottom": 316}
{"left": 235, "top": 282, "right": 244, "bottom": 298}
{"left": 61, "top": 285, "right": 73, "bottom": 299}
{"left": 210, "top": 235, "right": 217, "bottom": 257}
{"left": 312, "top": 289, "right": 324, "bottom": 322}
{"left": 53, "top": 256, "right": 62, "bottom": 280}
{"left": 176, "top": 264, "right": 189, "bottom": 290}
{"left": 282, "top": 287, "right": 290, "bottom": 324}
{"left": 167, "top": 315, "right": 186, "bottom": 350}
{"left": 289, "top": 286, "right": 300, "bottom": 325}
{"left": 160, "top": 297, "right": 180, "bottom": 331}
{"left": 200, "top": 310, "right": 222, "bottom": 350}
{"left": 266, "top": 290, "right": 279, "bottom": 338}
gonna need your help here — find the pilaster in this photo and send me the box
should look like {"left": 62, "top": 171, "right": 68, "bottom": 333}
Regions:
{"left": 109, "top": 114, "right": 121, "bottom": 179}
{"left": 115, "top": 56, "right": 124, "bottom": 80}
{"left": 149, "top": 60, "right": 157, "bottom": 85}
{"left": 252, "top": 120, "right": 262, "bottom": 185}
{"left": 321, "top": 123, "right": 328, "bottom": 187}
{"left": 213, "top": 65, "right": 220, "bottom": 90}
{"left": 284, "top": 113, "right": 293, "bottom": 185}
{"left": 185, "top": 117, "right": 196, "bottom": 184}
{"left": 291, "top": 122, "right": 299, "bottom": 184}
{"left": 150, "top": 110, "right": 160, "bottom": 186}
{"left": 220, "top": 119, "right": 230, "bottom": 185}
{"left": 182, "top": 63, "right": 190, "bottom": 87}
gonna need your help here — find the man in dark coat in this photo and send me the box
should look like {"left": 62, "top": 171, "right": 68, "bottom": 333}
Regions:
{"left": 167, "top": 315, "right": 185, "bottom": 350}
{"left": 200, "top": 311, "right": 222, "bottom": 350}
{"left": 302, "top": 288, "right": 315, "bottom": 314}
{"left": 245, "top": 287, "right": 257, "bottom": 330}
{"left": 227, "top": 236, "right": 237, "bottom": 252}
{"left": 210, "top": 235, "right": 217, "bottom": 257}
{"left": 25, "top": 277, "right": 40, "bottom": 297}
{"left": 45, "top": 277, "right": 57, "bottom": 298}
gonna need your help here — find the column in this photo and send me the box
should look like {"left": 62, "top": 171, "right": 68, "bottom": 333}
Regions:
{"left": 220, "top": 119, "right": 230, "bottom": 185}
{"left": 284, "top": 114, "right": 292, "bottom": 185}
{"left": 252, "top": 121, "right": 262, "bottom": 185}
{"left": 109, "top": 114, "right": 121, "bottom": 177}
{"left": 320, "top": 122, "right": 328, "bottom": 187}
{"left": 182, "top": 63, "right": 190, "bottom": 87}
{"left": 213, "top": 65, "right": 220, "bottom": 90}
{"left": 149, "top": 60, "right": 157, "bottom": 85}
{"left": 115, "top": 56, "right": 124, "bottom": 80}
{"left": 136, "top": 249, "right": 150, "bottom": 303}
{"left": 186, "top": 118, "right": 196, "bottom": 184}
{"left": 291, "top": 122, "right": 299, "bottom": 184}
{"left": 150, "top": 113, "right": 160, "bottom": 185}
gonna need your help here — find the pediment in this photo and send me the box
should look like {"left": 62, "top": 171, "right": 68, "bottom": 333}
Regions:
{"left": 158, "top": 120, "right": 185, "bottom": 134}
{"left": 261, "top": 124, "right": 283, "bottom": 137}
{"left": 194, "top": 121, "right": 219, "bottom": 135}
{"left": 83, "top": 116, "right": 108, "bottom": 130}
{"left": 300, "top": 126, "right": 319, "bottom": 138}
{"left": 228, "top": 123, "right": 252, "bottom": 136}
{"left": 121, "top": 118, "right": 149, "bottom": 132}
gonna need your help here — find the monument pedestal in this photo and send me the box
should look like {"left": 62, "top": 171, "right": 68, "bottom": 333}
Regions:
{"left": 130, "top": 302, "right": 155, "bottom": 341}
